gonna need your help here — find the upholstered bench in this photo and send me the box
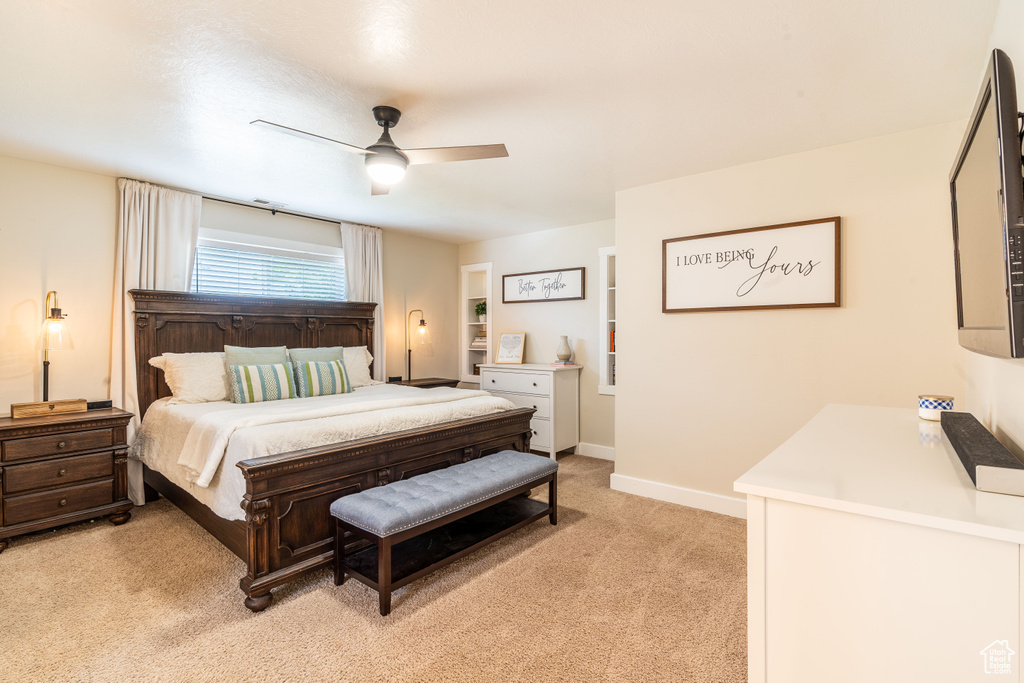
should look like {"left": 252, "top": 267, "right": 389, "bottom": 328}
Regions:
{"left": 330, "top": 450, "right": 558, "bottom": 615}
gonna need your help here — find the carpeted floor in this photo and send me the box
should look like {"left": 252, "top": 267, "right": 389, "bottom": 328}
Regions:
{"left": 0, "top": 455, "right": 747, "bottom": 682}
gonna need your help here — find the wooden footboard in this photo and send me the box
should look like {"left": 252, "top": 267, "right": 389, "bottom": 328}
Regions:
{"left": 143, "top": 407, "right": 533, "bottom": 611}
{"left": 234, "top": 407, "right": 534, "bottom": 610}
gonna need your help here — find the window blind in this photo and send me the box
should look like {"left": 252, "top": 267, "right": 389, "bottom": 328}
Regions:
{"left": 191, "top": 244, "right": 346, "bottom": 300}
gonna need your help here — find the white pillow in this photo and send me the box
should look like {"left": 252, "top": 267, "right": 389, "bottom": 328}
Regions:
{"left": 148, "top": 352, "right": 229, "bottom": 404}
{"left": 343, "top": 346, "right": 374, "bottom": 387}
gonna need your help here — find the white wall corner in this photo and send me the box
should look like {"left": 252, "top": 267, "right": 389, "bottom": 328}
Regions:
{"left": 576, "top": 442, "right": 615, "bottom": 461}
{"left": 609, "top": 473, "right": 747, "bottom": 519}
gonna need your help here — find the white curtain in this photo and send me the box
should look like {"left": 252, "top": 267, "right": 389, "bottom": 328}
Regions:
{"left": 111, "top": 178, "right": 201, "bottom": 503}
{"left": 340, "top": 222, "right": 386, "bottom": 381}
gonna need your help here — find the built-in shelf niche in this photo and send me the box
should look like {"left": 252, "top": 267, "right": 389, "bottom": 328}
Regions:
{"left": 460, "top": 262, "right": 492, "bottom": 383}
{"left": 598, "top": 246, "right": 616, "bottom": 395}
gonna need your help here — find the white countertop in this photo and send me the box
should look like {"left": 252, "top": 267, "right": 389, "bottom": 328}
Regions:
{"left": 477, "top": 363, "right": 581, "bottom": 371}
{"left": 734, "top": 404, "right": 1024, "bottom": 544}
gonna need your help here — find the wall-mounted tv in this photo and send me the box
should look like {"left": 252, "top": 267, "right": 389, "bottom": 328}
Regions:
{"left": 950, "top": 48, "right": 1024, "bottom": 358}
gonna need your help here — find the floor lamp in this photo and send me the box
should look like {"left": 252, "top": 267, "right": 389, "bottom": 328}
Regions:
{"left": 406, "top": 309, "right": 431, "bottom": 381}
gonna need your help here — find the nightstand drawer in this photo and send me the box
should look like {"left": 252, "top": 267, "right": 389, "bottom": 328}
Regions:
{"left": 4, "top": 452, "right": 114, "bottom": 494}
{"left": 481, "top": 371, "right": 550, "bottom": 395}
{"left": 4, "top": 479, "right": 114, "bottom": 526}
{"left": 2, "top": 428, "right": 114, "bottom": 462}
{"left": 492, "top": 392, "right": 550, "bottom": 419}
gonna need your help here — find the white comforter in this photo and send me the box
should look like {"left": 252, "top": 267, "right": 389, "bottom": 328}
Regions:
{"left": 129, "top": 384, "right": 515, "bottom": 521}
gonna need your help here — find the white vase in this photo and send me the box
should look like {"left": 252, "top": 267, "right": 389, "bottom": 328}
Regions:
{"left": 478, "top": 314, "right": 486, "bottom": 323}
{"left": 556, "top": 335, "right": 572, "bottom": 362}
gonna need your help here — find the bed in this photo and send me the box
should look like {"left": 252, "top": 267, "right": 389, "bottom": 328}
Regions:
{"left": 128, "top": 289, "right": 534, "bottom": 611}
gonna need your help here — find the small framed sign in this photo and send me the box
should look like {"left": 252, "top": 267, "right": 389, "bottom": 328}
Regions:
{"left": 502, "top": 267, "right": 585, "bottom": 303}
{"left": 663, "top": 217, "right": 841, "bottom": 313}
{"left": 495, "top": 332, "right": 526, "bottom": 364}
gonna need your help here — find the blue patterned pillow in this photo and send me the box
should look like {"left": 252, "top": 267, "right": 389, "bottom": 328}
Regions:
{"left": 293, "top": 359, "right": 353, "bottom": 398}
{"left": 227, "top": 362, "right": 296, "bottom": 404}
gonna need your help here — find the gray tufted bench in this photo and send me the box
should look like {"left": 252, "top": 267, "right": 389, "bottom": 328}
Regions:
{"left": 330, "top": 449, "right": 558, "bottom": 615}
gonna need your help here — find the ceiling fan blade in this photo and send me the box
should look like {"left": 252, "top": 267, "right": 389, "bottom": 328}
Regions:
{"left": 370, "top": 181, "right": 391, "bottom": 196}
{"left": 402, "top": 144, "right": 508, "bottom": 166}
{"left": 250, "top": 119, "right": 367, "bottom": 154}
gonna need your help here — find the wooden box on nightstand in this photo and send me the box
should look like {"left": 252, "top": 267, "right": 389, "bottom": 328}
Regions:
{"left": 0, "top": 408, "right": 134, "bottom": 553}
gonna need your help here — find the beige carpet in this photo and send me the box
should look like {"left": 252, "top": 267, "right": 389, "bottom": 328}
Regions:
{"left": 0, "top": 455, "right": 747, "bottom": 682}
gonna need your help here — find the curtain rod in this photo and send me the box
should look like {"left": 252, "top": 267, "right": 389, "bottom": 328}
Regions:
{"left": 201, "top": 195, "right": 343, "bottom": 226}
{"left": 122, "top": 177, "right": 372, "bottom": 228}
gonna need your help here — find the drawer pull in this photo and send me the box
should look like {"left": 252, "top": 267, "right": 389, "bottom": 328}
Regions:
{"left": 532, "top": 382, "right": 537, "bottom": 386}
{"left": 59, "top": 499, "right": 68, "bottom": 507}
{"left": 57, "top": 441, "right": 66, "bottom": 449}
{"left": 533, "top": 405, "right": 537, "bottom": 409}
{"left": 533, "top": 430, "right": 537, "bottom": 435}
{"left": 491, "top": 379, "right": 495, "bottom": 383}
{"left": 58, "top": 468, "right": 67, "bottom": 476}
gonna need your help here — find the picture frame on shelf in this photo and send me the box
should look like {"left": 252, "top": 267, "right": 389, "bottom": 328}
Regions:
{"left": 495, "top": 332, "right": 526, "bottom": 364}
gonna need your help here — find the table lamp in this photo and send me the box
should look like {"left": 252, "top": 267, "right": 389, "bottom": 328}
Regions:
{"left": 38, "top": 290, "right": 73, "bottom": 401}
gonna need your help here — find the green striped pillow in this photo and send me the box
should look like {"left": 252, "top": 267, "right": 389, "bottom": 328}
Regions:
{"left": 293, "top": 359, "right": 353, "bottom": 398}
{"left": 227, "top": 362, "right": 296, "bottom": 404}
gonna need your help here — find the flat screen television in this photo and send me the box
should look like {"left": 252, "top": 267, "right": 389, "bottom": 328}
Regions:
{"left": 950, "top": 48, "right": 1024, "bottom": 358}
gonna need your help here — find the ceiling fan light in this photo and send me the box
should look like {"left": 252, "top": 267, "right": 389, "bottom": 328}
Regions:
{"left": 365, "top": 151, "right": 408, "bottom": 185}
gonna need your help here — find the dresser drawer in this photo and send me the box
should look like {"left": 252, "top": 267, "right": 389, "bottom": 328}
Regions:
{"left": 481, "top": 370, "right": 550, "bottom": 395}
{"left": 4, "top": 452, "right": 114, "bottom": 495}
{"left": 529, "top": 418, "right": 550, "bottom": 449}
{"left": 2, "top": 428, "right": 114, "bottom": 462}
{"left": 492, "top": 392, "right": 550, "bottom": 419}
{"left": 3, "top": 479, "right": 114, "bottom": 526}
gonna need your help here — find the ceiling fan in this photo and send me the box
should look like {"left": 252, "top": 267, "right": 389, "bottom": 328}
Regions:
{"left": 251, "top": 106, "right": 508, "bottom": 196}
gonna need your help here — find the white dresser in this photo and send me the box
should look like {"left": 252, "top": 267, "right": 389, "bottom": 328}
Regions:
{"left": 478, "top": 363, "right": 580, "bottom": 458}
{"left": 735, "top": 404, "right": 1024, "bottom": 683}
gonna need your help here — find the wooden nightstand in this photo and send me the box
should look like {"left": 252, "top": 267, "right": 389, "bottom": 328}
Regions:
{"left": 0, "top": 408, "right": 134, "bottom": 553}
{"left": 390, "top": 378, "right": 461, "bottom": 389}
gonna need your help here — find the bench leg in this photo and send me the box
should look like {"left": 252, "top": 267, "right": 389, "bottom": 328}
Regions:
{"left": 378, "top": 538, "right": 392, "bottom": 616}
{"left": 333, "top": 518, "right": 346, "bottom": 586}
{"left": 549, "top": 476, "right": 558, "bottom": 525}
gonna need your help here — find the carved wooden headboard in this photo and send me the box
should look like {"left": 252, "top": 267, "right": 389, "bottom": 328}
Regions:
{"left": 128, "top": 290, "right": 376, "bottom": 419}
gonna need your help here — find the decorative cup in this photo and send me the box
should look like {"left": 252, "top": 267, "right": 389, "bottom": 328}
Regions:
{"left": 918, "top": 394, "right": 954, "bottom": 421}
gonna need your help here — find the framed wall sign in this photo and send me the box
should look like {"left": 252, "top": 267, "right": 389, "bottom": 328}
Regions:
{"left": 502, "top": 267, "right": 585, "bottom": 303}
{"left": 663, "top": 217, "right": 841, "bottom": 313}
{"left": 495, "top": 332, "right": 526, "bottom": 364}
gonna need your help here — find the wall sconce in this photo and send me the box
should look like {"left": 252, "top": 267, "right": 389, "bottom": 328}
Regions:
{"left": 37, "top": 290, "right": 74, "bottom": 401}
{"left": 406, "top": 309, "right": 431, "bottom": 381}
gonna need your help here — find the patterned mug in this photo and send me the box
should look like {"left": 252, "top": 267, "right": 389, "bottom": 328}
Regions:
{"left": 918, "top": 394, "right": 954, "bottom": 421}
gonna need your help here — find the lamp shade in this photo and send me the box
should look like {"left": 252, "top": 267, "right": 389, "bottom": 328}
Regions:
{"left": 39, "top": 316, "right": 74, "bottom": 351}
{"left": 415, "top": 318, "right": 431, "bottom": 346}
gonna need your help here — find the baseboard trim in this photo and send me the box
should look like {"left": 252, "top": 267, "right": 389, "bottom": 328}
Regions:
{"left": 609, "top": 473, "right": 747, "bottom": 519}
{"left": 576, "top": 443, "right": 615, "bottom": 461}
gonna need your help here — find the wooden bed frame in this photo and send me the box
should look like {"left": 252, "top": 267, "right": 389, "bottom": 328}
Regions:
{"left": 129, "top": 290, "right": 534, "bottom": 611}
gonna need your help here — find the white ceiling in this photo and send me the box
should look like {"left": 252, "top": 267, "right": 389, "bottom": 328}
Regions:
{"left": 0, "top": 1, "right": 1001, "bottom": 243}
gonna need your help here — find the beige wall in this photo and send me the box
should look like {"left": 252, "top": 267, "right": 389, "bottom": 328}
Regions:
{"left": 0, "top": 164, "right": 460, "bottom": 415}
{"left": 615, "top": 122, "right": 968, "bottom": 500}
{"left": 965, "top": 0, "right": 1024, "bottom": 456}
{"left": 459, "top": 219, "right": 616, "bottom": 449}
{"left": 382, "top": 229, "right": 459, "bottom": 381}
{"left": 0, "top": 155, "right": 118, "bottom": 414}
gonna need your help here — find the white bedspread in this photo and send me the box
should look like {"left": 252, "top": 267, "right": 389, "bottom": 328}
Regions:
{"left": 129, "top": 384, "right": 515, "bottom": 521}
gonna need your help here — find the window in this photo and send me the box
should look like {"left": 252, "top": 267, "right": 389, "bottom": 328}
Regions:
{"left": 191, "top": 233, "right": 346, "bottom": 301}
